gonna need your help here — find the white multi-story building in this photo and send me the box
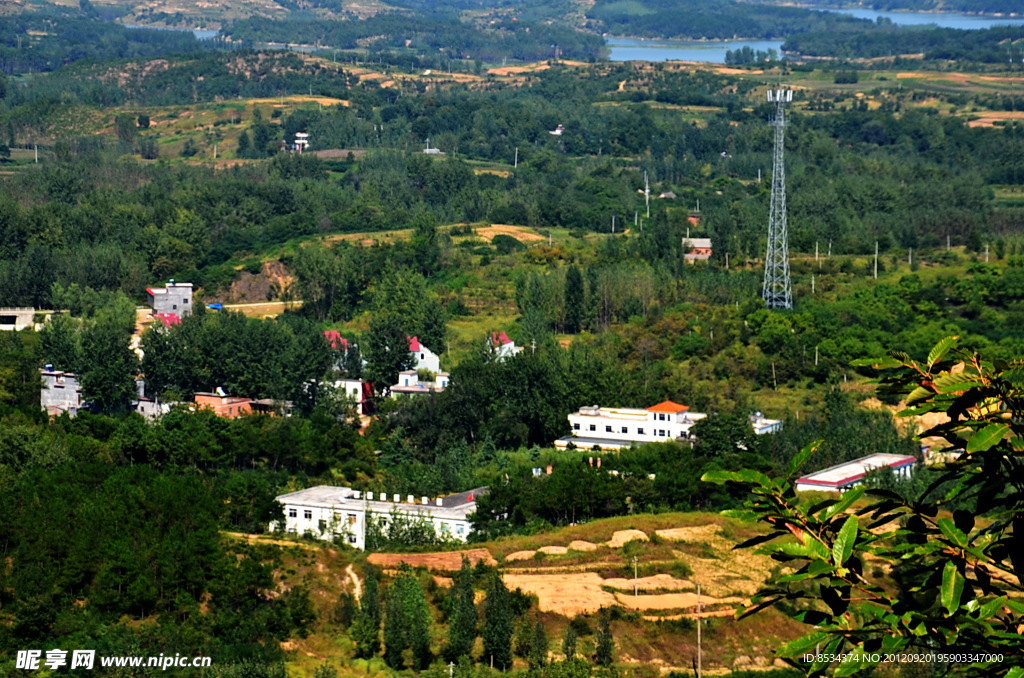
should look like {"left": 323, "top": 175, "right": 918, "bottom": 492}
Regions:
{"left": 271, "top": 486, "right": 482, "bottom": 548}
{"left": 555, "top": 401, "right": 783, "bottom": 451}
{"left": 555, "top": 401, "right": 708, "bottom": 451}
{"left": 795, "top": 453, "right": 916, "bottom": 493}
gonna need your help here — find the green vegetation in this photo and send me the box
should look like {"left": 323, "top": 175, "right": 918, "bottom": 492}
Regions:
{"left": 708, "top": 338, "right": 1024, "bottom": 674}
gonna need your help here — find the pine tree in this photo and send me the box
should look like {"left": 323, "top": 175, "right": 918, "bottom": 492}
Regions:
{"left": 527, "top": 619, "right": 548, "bottom": 669}
{"left": 561, "top": 624, "right": 577, "bottom": 659}
{"left": 444, "top": 558, "right": 477, "bottom": 663}
{"left": 594, "top": 611, "right": 614, "bottom": 667}
{"left": 482, "top": 572, "right": 513, "bottom": 670}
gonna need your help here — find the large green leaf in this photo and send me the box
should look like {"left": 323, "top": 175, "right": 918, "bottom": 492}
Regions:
{"left": 940, "top": 560, "right": 964, "bottom": 617}
{"left": 833, "top": 514, "right": 858, "bottom": 566}
{"left": 966, "top": 423, "right": 1009, "bottom": 453}
{"left": 785, "top": 439, "right": 822, "bottom": 478}
{"left": 933, "top": 372, "right": 986, "bottom": 394}
{"left": 776, "top": 630, "right": 830, "bottom": 658}
{"left": 821, "top": 485, "right": 865, "bottom": 522}
{"left": 937, "top": 517, "right": 968, "bottom": 547}
{"left": 927, "top": 335, "right": 958, "bottom": 368}
{"left": 701, "top": 469, "right": 773, "bottom": 488}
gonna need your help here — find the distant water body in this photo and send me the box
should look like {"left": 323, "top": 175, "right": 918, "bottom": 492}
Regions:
{"left": 123, "top": 25, "right": 219, "bottom": 40}
{"left": 606, "top": 8, "right": 1024, "bottom": 63}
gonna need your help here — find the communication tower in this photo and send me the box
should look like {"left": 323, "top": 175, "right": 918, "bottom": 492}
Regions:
{"left": 762, "top": 87, "right": 793, "bottom": 310}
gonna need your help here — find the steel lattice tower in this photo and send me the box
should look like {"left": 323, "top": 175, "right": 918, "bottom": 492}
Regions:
{"left": 762, "top": 88, "right": 793, "bottom": 310}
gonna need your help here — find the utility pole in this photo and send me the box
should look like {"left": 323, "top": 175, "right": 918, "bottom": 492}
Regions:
{"left": 514, "top": 147, "right": 518, "bottom": 168}
{"left": 632, "top": 556, "right": 638, "bottom": 597}
{"left": 644, "top": 170, "right": 650, "bottom": 218}
{"left": 762, "top": 87, "right": 793, "bottom": 310}
{"left": 874, "top": 241, "right": 878, "bottom": 279}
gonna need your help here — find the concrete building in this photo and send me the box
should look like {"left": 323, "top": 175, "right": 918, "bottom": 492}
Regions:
{"left": 409, "top": 336, "right": 441, "bottom": 372}
{"left": 0, "top": 308, "right": 36, "bottom": 331}
{"left": 795, "top": 453, "right": 916, "bottom": 493}
{"left": 40, "top": 367, "right": 84, "bottom": 417}
{"left": 272, "top": 485, "right": 483, "bottom": 548}
{"left": 335, "top": 378, "right": 373, "bottom": 415}
{"left": 555, "top": 401, "right": 708, "bottom": 451}
{"left": 147, "top": 281, "right": 193, "bottom": 317}
{"left": 390, "top": 370, "right": 449, "bottom": 396}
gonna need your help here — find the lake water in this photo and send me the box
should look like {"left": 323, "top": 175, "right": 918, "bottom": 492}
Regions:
{"left": 606, "top": 8, "right": 1024, "bottom": 63}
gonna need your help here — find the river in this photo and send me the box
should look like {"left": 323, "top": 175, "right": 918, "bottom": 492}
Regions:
{"left": 606, "top": 8, "right": 1024, "bottom": 63}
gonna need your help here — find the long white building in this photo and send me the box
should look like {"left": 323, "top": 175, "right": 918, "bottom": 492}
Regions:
{"left": 554, "top": 401, "right": 782, "bottom": 451}
{"left": 795, "top": 453, "right": 916, "bottom": 493}
{"left": 272, "top": 486, "right": 482, "bottom": 548}
{"left": 555, "top": 401, "right": 708, "bottom": 450}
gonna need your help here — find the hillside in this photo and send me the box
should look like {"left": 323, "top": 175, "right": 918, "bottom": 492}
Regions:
{"left": 248, "top": 512, "right": 808, "bottom": 677}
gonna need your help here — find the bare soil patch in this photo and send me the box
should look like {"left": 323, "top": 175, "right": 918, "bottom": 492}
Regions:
{"left": 602, "top": 574, "right": 692, "bottom": 592}
{"left": 568, "top": 540, "right": 598, "bottom": 552}
{"left": 367, "top": 548, "right": 496, "bottom": 571}
{"left": 473, "top": 224, "right": 544, "bottom": 242}
{"left": 968, "top": 111, "right": 1024, "bottom": 128}
{"left": 614, "top": 591, "right": 745, "bottom": 610}
{"left": 503, "top": 572, "right": 617, "bottom": 616}
{"left": 606, "top": 529, "right": 649, "bottom": 548}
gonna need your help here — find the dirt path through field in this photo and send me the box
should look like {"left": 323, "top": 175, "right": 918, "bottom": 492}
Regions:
{"left": 345, "top": 563, "right": 362, "bottom": 602}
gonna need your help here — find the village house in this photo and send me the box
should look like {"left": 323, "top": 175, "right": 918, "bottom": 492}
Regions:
{"left": 795, "top": 453, "right": 916, "bottom": 493}
{"left": 409, "top": 336, "right": 441, "bottom": 372}
{"left": 390, "top": 370, "right": 449, "bottom": 396}
{"left": 146, "top": 280, "right": 193, "bottom": 319}
{"left": 271, "top": 486, "right": 483, "bottom": 548}
{"left": 194, "top": 390, "right": 253, "bottom": 418}
{"left": 488, "top": 331, "right": 523, "bottom": 360}
{"left": 40, "top": 367, "right": 85, "bottom": 417}
{"left": 683, "top": 237, "right": 713, "bottom": 263}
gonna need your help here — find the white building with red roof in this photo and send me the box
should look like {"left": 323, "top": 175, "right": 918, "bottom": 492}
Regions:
{"left": 408, "top": 336, "right": 440, "bottom": 372}
{"left": 555, "top": 400, "right": 708, "bottom": 451}
{"left": 488, "top": 331, "right": 523, "bottom": 360}
{"left": 146, "top": 280, "right": 193, "bottom": 318}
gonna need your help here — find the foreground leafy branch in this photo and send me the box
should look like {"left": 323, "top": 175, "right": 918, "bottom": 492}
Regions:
{"left": 703, "top": 337, "right": 1024, "bottom": 677}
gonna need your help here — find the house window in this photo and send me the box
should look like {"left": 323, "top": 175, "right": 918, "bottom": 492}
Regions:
{"left": 605, "top": 425, "right": 613, "bottom": 433}
{"left": 348, "top": 513, "right": 357, "bottom": 524}
{"left": 589, "top": 424, "right": 596, "bottom": 431}
{"left": 420, "top": 353, "right": 424, "bottom": 359}
{"left": 621, "top": 426, "right": 628, "bottom": 434}
{"left": 573, "top": 423, "right": 580, "bottom": 430}
{"left": 172, "top": 304, "right": 177, "bottom": 310}
{"left": 348, "top": 535, "right": 357, "bottom": 544}
{"left": 457, "top": 526, "right": 465, "bottom": 535}
{"left": 659, "top": 413, "right": 666, "bottom": 421}
{"left": 303, "top": 510, "right": 312, "bottom": 520}
{"left": 318, "top": 520, "right": 327, "bottom": 532}
{"left": 288, "top": 508, "right": 297, "bottom": 518}
{"left": 638, "top": 428, "right": 645, "bottom": 435}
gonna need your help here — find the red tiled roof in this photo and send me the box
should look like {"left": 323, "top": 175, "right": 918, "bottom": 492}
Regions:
{"left": 491, "top": 331, "right": 513, "bottom": 346}
{"left": 408, "top": 336, "right": 421, "bottom": 351}
{"left": 646, "top": 400, "right": 689, "bottom": 414}
{"left": 324, "top": 330, "right": 349, "bottom": 350}
{"left": 153, "top": 313, "right": 181, "bottom": 328}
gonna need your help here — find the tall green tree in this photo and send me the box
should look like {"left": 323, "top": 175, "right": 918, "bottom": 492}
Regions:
{"left": 594, "top": 611, "right": 614, "bottom": 667}
{"left": 563, "top": 265, "right": 584, "bottom": 334}
{"left": 351, "top": 566, "right": 382, "bottom": 659}
{"left": 561, "top": 624, "right": 577, "bottom": 660}
{"left": 80, "top": 297, "right": 138, "bottom": 414}
{"left": 364, "top": 313, "right": 415, "bottom": 396}
{"left": 482, "top": 572, "right": 514, "bottom": 670}
{"left": 383, "top": 566, "right": 432, "bottom": 670}
{"left": 39, "top": 313, "right": 81, "bottom": 373}
{"left": 444, "top": 558, "right": 477, "bottom": 663}
{"left": 528, "top": 619, "right": 549, "bottom": 669}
